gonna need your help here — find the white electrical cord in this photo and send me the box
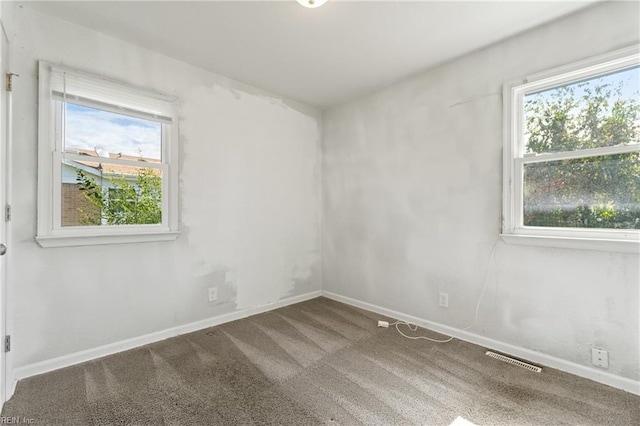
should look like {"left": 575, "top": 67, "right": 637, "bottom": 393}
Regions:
{"left": 381, "top": 239, "right": 500, "bottom": 343}
{"left": 389, "top": 320, "right": 455, "bottom": 343}
{"left": 460, "top": 239, "right": 500, "bottom": 332}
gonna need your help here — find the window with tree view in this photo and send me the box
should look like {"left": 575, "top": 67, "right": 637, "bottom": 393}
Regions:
{"left": 504, "top": 49, "right": 640, "bottom": 245}
{"left": 62, "top": 103, "right": 163, "bottom": 227}
{"left": 37, "top": 61, "right": 178, "bottom": 247}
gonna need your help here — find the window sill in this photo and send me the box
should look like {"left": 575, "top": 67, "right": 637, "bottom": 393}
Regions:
{"left": 500, "top": 234, "right": 639, "bottom": 254}
{"left": 36, "top": 231, "right": 180, "bottom": 248}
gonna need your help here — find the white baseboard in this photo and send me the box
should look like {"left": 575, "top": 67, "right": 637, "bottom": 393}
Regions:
{"left": 9, "top": 290, "right": 322, "bottom": 398}
{"left": 322, "top": 291, "right": 640, "bottom": 396}
{"left": 9, "top": 289, "right": 639, "bottom": 402}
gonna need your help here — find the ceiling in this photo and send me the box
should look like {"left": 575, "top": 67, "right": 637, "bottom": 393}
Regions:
{"left": 22, "top": 0, "right": 598, "bottom": 109}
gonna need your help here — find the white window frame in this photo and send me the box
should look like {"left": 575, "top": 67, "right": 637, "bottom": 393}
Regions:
{"left": 36, "top": 61, "right": 179, "bottom": 247}
{"left": 502, "top": 46, "right": 640, "bottom": 253}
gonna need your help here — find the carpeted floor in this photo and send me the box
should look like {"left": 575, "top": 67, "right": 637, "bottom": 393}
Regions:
{"left": 2, "top": 297, "right": 638, "bottom": 425}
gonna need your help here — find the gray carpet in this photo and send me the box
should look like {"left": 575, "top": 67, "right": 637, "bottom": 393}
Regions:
{"left": 2, "top": 297, "right": 638, "bottom": 425}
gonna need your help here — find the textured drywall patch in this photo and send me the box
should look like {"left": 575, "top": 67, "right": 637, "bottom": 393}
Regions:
{"left": 321, "top": 1, "right": 640, "bottom": 381}
{"left": 180, "top": 83, "right": 320, "bottom": 310}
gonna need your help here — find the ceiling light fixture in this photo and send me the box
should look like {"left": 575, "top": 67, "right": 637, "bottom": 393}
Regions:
{"left": 296, "top": 0, "right": 328, "bottom": 9}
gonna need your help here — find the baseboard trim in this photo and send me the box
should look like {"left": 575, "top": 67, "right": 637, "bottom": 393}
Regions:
{"left": 9, "top": 289, "right": 639, "bottom": 400}
{"left": 10, "top": 290, "right": 322, "bottom": 397}
{"left": 322, "top": 291, "right": 640, "bottom": 396}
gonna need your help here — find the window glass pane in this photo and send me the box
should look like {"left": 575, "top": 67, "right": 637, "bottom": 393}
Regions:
{"left": 62, "top": 160, "right": 163, "bottom": 227}
{"left": 65, "top": 102, "right": 162, "bottom": 161}
{"left": 524, "top": 66, "right": 639, "bottom": 154}
{"left": 523, "top": 152, "right": 640, "bottom": 229}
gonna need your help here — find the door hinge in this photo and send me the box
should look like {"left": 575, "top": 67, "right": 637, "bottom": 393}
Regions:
{"left": 5, "top": 72, "right": 19, "bottom": 92}
{"left": 5, "top": 204, "right": 11, "bottom": 222}
{"left": 4, "top": 335, "right": 10, "bottom": 352}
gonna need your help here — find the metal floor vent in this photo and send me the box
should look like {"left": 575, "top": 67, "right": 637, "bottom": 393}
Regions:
{"left": 485, "top": 351, "right": 542, "bottom": 373}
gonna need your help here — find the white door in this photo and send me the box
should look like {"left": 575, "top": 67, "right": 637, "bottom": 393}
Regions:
{"left": 0, "top": 19, "right": 10, "bottom": 405}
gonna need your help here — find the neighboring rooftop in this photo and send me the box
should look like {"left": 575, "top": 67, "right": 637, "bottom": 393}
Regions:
{"left": 65, "top": 148, "right": 160, "bottom": 178}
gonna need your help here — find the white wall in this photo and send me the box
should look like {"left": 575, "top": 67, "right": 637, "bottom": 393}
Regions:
{"left": 2, "top": 0, "right": 638, "bottom": 397}
{"left": 322, "top": 0, "right": 639, "bottom": 386}
{"left": 4, "top": 4, "right": 321, "bottom": 372}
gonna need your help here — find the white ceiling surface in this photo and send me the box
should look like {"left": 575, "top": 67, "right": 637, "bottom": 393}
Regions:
{"left": 22, "top": 1, "right": 598, "bottom": 109}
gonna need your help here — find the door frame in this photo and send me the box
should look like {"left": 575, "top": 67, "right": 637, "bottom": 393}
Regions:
{"left": 0, "top": 14, "right": 10, "bottom": 406}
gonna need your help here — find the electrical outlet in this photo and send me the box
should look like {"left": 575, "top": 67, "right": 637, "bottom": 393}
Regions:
{"left": 591, "top": 348, "right": 608, "bottom": 368}
{"left": 439, "top": 292, "right": 449, "bottom": 308}
{"left": 208, "top": 287, "right": 218, "bottom": 302}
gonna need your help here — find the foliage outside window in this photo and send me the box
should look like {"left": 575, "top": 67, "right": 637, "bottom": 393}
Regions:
{"left": 76, "top": 168, "right": 162, "bottom": 226}
{"left": 503, "top": 48, "right": 640, "bottom": 250}
{"left": 37, "top": 62, "right": 179, "bottom": 247}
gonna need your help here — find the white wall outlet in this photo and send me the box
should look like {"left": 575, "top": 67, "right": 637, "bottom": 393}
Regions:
{"left": 439, "top": 292, "right": 449, "bottom": 308}
{"left": 208, "top": 287, "right": 218, "bottom": 302}
{"left": 591, "top": 348, "right": 608, "bottom": 368}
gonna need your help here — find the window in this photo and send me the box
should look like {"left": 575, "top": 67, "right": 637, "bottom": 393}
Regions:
{"left": 502, "top": 47, "right": 640, "bottom": 252}
{"left": 37, "top": 62, "right": 179, "bottom": 247}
